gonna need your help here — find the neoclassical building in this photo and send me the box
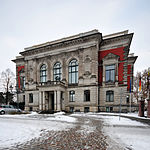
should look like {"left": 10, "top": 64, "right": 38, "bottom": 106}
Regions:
{"left": 12, "top": 30, "right": 137, "bottom": 112}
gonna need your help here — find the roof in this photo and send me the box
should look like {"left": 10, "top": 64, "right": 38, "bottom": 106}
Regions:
{"left": 24, "top": 29, "right": 99, "bottom": 51}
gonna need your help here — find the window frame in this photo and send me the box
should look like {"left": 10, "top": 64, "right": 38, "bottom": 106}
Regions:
{"left": 29, "top": 93, "right": 33, "bottom": 103}
{"left": 70, "top": 107, "right": 74, "bottom": 113}
{"left": 40, "top": 64, "right": 47, "bottom": 83}
{"left": 105, "top": 64, "right": 115, "bottom": 82}
{"left": 84, "top": 90, "right": 90, "bottom": 102}
{"left": 68, "top": 59, "right": 78, "bottom": 84}
{"left": 106, "top": 106, "right": 113, "bottom": 112}
{"left": 53, "top": 62, "right": 62, "bottom": 81}
{"left": 22, "top": 76, "right": 25, "bottom": 89}
{"left": 84, "top": 107, "right": 90, "bottom": 113}
{"left": 106, "top": 90, "right": 114, "bottom": 102}
{"left": 69, "top": 90, "right": 75, "bottom": 102}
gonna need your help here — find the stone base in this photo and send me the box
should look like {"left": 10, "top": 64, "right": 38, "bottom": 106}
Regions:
{"left": 138, "top": 100, "right": 145, "bottom": 117}
{"left": 66, "top": 106, "right": 98, "bottom": 113}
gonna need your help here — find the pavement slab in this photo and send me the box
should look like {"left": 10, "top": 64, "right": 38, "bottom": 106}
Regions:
{"left": 3, "top": 116, "right": 109, "bottom": 150}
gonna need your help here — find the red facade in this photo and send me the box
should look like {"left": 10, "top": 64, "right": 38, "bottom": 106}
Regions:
{"left": 98, "top": 47, "right": 125, "bottom": 85}
{"left": 17, "top": 66, "right": 24, "bottom": 89}
{"left": 127, "top": 65, "right": 132, "bottom": 91}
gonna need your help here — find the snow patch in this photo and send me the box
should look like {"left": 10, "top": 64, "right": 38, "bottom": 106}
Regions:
{"left": 47, "top": 114, "right": 76, "bottom": 123}
{"left": 101, "top": 115, "right": 150, "bottom": 150}
{"left": 0, "top": 113, "right": 76, "bottom": 149}
{"left": 53, "top": 111, "right": 66, "bottom": 115}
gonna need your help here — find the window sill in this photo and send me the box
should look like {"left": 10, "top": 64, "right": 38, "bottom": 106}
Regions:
{"left": 105, "top": 81, "right": 115, "bottom": 84}
{"left": 68, "top": 83, "right": 78, "bottom": 87}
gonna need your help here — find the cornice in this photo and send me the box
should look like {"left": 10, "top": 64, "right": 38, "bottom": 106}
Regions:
{"left": 128, "top": 56, "right": 138, "bottom": 64}
{"left": 101, "top": 33, "right": 133, "bottom": 47}
{"left": 20, "top": 33, "right": 101, "bottom": 57}
{"left": 24, "top": 41, "right": 98, "bottom": 61}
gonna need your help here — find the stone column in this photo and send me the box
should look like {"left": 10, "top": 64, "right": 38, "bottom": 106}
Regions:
{"left": 49, "top": 93, "right": 52, "bottom": 110}
{"left": 147, "top": 99, "right": 150, "bottom": 118}
{"left": 43, "top": 91, "right": 45, "bottom": 111}
{"left": 138, "top": 99, "right": 145, "bottom": 117}
{"left": 39, "top": 92, "right": 42, "bottom": 111}
{"left": 57, "top": 91, "right": 61, "bottom": 111}
{"left": 54, "top": 91, "right": 57, "bottom": 111}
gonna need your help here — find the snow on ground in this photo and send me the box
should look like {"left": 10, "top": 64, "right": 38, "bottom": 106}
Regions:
{"left": 98, "top": 111, "right": 150, "bottom": 120}
{"left": 0, "top": 112, "right": 76, "bottom": 149}
{"left": 102, "top": 116, "right": 150, "bottom": 150}
{"left": 89, "top": 113, "right": 150, "bottom": 150}
{"left": 47, "top": 113, "right": 76, "bottom": 122}
{"left": 1, "top": 112, "right": 150, "bottom": 149}
{"left": 94, "top": 115, "right": 148, "bottom": 127}
{"left": 71, "top": 112, "right": 150, "bottom": 150}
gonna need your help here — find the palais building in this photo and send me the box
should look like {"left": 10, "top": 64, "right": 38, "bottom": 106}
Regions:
{"left": 12, "top": 30, "right": 137, "bottom": 112}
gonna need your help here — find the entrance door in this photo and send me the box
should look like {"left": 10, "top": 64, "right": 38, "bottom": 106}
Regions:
{"left": 51, "top": 93, "right": 54, "bottom": 111}
{"left": 47, "top": 92, "right": 54, "bottom": 112}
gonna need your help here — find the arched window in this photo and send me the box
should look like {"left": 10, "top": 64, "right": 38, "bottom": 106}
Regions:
{"left": 53, "top": 62, "right": 62, "bottom": 81}
{"left": 40, "top": 64, "right": 47, "bottom": 83}
{"left": 69, "top": 59, "right": 78, "bottom": 84}
{"left": 69, "top": 90, "right": 75, "bottom": 102}
{"left": 106, "top": 90, "right": 114, "bottom": 102}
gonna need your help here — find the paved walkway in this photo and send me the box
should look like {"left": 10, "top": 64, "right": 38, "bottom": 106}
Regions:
{"left": 4, "top": 116, "right": 109, "bottom": 150}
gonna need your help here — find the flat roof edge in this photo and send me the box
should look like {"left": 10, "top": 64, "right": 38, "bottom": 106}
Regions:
{"left": 24, "top": 29, "right": 99, "bottom": 51}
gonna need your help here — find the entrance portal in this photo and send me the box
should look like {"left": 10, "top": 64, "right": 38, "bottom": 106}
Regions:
{"left": 51, "top": 93, "right": 54, "bottom": 111}
{"left": 45, "top": 91, "right": 54, "bottom": 112}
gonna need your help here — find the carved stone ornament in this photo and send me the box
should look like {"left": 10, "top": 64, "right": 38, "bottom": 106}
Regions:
{"left": 28, "top": 78, "right": 33, "bottom": 83}
{"left": 29, "top": 65, "right": 33, "bottom": 72}
{"left": 84, "top": 71, "right": 91, "bottom": 77}
{"left": 103, "top": 53, "right": 119, "bottom": 60}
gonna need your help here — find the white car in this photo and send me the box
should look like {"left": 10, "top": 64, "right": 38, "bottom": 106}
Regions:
{"left": 0, "top": 105, "right": 21, "bottom": 115}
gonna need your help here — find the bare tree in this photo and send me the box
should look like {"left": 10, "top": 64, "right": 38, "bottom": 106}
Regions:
{"left": 133, "top": 71, "right": 140, "bottom": 102}
{"left": 0, "top": 68, "right": 15, "bottom": 104}
{"left": 133, "top": 69, "right": 149, "bottom": 102}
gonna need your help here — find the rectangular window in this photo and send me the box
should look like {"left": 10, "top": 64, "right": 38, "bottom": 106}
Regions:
{"left": 29, "top": 107, "right": 33, "bottom": 111}
{"left": 69, "top": 91, "right": 75, "bottom": 102}
{"left": 106, "top": 91, "right": 114, "bottom": 102}
{"left": 23, "top": 95, "right": 25, "bottom": 103}
{"left": 29, "top": 93, "right": 33, "bottom": 103}
{"left": 70, "top": 107, "right": 74, "bottom": 113}
{"left": 22, "top": 77, "right": 25, "bottom": 89}
{"left": 84, "top": 90, "right": 90, "bottom": 101}
{"left": 105, "top": 65, "right": 115, "bottom": 82}
{"left": 106, "top": 107, "right": 113, "bottom": 112}
{"left": 84, "top": 107, "right": 90, "bottom": 113}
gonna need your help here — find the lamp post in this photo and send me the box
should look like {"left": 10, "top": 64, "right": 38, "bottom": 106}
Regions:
{"left": 9, "top": 85, "right": 13, "bottom": 104}
{"left": 119, "top": 88, "right": 122, "bottom": 121}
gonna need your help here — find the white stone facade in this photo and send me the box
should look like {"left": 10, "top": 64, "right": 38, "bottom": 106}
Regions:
{"left": 12, "top": 30, "right": 137, "bottom": 112}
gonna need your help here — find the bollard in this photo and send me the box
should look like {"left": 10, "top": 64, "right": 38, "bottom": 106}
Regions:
{"left": 138, "top": 100, "right": 145, "bottom": 117}
{"left": 147, "top": 99, "right": 150, "bottom": 118}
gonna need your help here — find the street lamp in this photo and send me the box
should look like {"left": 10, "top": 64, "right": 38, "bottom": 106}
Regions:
{"left": 119, "top": 88, "right": 122, "bottom": 121}
{"left": 9, "top": 85, "right": 13, "bottom": 104}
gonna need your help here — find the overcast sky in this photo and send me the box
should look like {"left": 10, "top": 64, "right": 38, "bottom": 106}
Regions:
{"left": 0, "top": 0, "right": 150, "bottom": 75}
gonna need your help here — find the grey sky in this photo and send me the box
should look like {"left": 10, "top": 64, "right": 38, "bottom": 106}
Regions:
{"left": 0, "top": 0, "right": 150, "bottom": 74}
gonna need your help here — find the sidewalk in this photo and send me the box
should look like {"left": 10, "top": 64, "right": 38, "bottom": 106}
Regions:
{"left": 96, "top": 112, "right": 150, "bottom": 125}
